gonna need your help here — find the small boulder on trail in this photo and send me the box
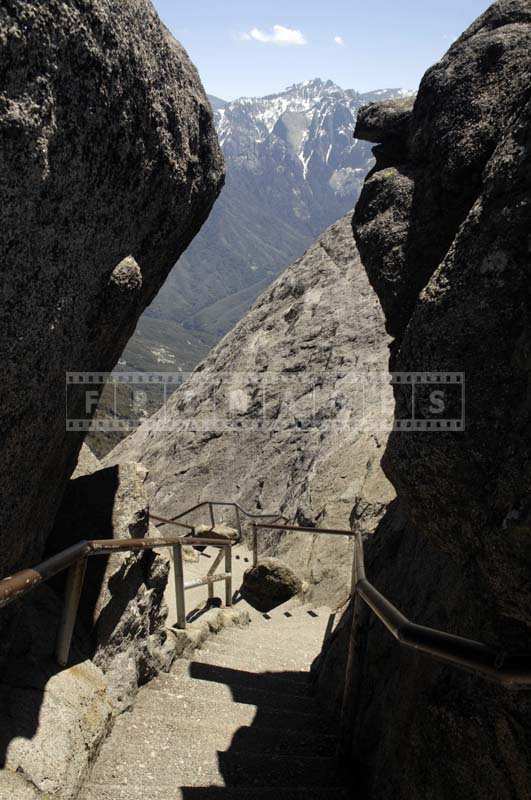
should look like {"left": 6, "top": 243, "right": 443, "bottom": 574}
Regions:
{"left": 185, "top": 523, "right": 239, "bottom": 553}
{"left": 240, "top": 558, "right": 303, "bottom": 612}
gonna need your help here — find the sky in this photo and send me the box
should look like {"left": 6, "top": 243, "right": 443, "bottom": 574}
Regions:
{"left": 152, "top": 0, "right": 492, "bottom": 100}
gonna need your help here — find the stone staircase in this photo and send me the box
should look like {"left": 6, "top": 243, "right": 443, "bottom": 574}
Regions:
{"left": 79, "top": 601, "right": 349, "bottom": 799}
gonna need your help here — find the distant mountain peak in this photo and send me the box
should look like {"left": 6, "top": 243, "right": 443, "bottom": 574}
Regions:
{"left": 214, "top": 79, "right": 413, "bottom": 176}
{"left": 284, "top": 77, "right": 342, "bottom": 93}
{"left": 233, "top": 78, "right": 347, "bottom": 107}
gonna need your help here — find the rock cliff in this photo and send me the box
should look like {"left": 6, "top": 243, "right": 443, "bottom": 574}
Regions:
{"left": 317, "top": 3, "right": 531, "bottom": 798}
{"left": 104, "top": 214, "right": 395, "bottom": 606}
{"left": 0, "top": 0, "right": 223, "bottom": 597}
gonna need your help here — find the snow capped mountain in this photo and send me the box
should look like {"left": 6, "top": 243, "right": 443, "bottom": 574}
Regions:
{"left": 214, "top": 79, "right": 412, "bottom": 202}
{"left": 121, "top": 79, "right": 413, "bottom": 377}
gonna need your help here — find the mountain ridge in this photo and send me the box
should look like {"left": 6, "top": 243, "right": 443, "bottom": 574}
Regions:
{"left": 124, "top": 78, "right": 413, "bottom": 370}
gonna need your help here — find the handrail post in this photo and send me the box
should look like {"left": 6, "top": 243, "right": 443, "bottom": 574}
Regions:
{"left": 173, "top": 541, "right": 186, "bottom": 629}
{"left": 207, "top": 548, "right": 225, "bottom": 603}
{"left": 350, "top": 533, "right": 357, "bottom": 595}
{"left": 208, "top": 502, "right": 215, "bottom": 530}
{"left": 225, "top": 545, "right": 233, "bottom": 607}
{"left": 235, "top": 506, "right": 243, "bottom": 542}
{"left": 252, "top": 523, "right": 258, "bottom": 567}
{"left": 56, "top": 557, "right": 87, "bottom": 667}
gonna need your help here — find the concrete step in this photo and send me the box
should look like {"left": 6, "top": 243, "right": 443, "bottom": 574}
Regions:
{"left": 204, "top": 613, "right": 330, "bottom": 640}
{"left": 194, "top": 640, "right": 321, "bottom": 674}
{"left": 184, "top": 632, "right": 325, "bottom": 656}
{"left": 81, "top": 785, "right": 351, "bottom": 800}
{"left": 199, "top": 622, "right": 326, "bottom": 646}
{"left": 79, "top": 600, "right": 347, "bottom": 800}
{"left": 189, "top": 653, "right": 314, "bottom": 684}
{"left": 198, "top": 633, "right": 325, "bottom": 659}
{"left": 93, "top": 714, "right": 338, "bottom": 758}
{"left": 86, "top": 753, "right": 342, "bottom": 790}
{"left": 140, "top": 675, "right": 322, "bottom": 716}
{"left": 245, "top": 605, "right": 332, "bottom": 623}
{"left": 127, "top": 696, "right": 333, "bottom": 734}
{"left": 167, "top": 659, "right": 313, "bottom": 696}
{"left": 187, "top": 602, "right": 330, "bottom": 631}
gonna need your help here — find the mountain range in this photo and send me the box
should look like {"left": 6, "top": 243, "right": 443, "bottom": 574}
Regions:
{"left": 120, "top": 79, "right": 412, "bottom": 374}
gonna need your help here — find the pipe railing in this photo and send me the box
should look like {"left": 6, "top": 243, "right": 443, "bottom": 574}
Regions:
{"left": 252, "top": 521, "right": 359, "bottom": 592}
{"left": 253, "top": 521, "right": 531, "bottom": 688}
{"left": 0, "top": 500, "right": 285, "bottom": 668}
{"left": 0, "top": 534, "right": 231, "bottom": 667}
{"left": 1, "top": 503, "right": 528, "bottom": 687}
{"left": 152, "top": 501, "right": 287, "bottom": 544}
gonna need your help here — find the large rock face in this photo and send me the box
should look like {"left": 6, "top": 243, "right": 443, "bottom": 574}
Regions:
{"left": 318, "top": 3, "right": 531, "bottom": 799}
{"left": 0, "top": 459, "right": 175, "bottom": 796}
{"left": 49, "top": 461, "right": 174, "bottom": 712}
{"left": 104, "top": 215, "right": 395, "bottom": 607}
{"left": 0, "top": 1, "right": 224, "bottom": 590}
{"left": 354, "top": 0, "right": 531, "bottom": 634}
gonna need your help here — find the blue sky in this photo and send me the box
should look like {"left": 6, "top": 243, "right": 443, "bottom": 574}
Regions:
{"left": 152, "top": 0, "right": 492, "bottom": 99}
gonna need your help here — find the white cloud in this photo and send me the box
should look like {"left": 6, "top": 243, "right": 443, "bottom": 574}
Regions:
{"left": 334, "top": 35, "right": 345, "bottom": 46}
{"left": 239, "top": 25, "right": 307, "bottom": 46}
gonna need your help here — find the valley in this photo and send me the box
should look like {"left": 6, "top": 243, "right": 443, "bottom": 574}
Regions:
{"left": 90, "top": 80, "right": 412, "bottom": 454}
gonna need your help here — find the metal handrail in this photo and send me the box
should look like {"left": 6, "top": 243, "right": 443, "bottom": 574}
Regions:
{"left": 351, "top": 532, "right": 530, "bottom": 686}
{"left": 0, "top": 533, "right": 233, "bottom": 667}
{"left": 254, "top": 522, "right": 355, "bottom": 536}
{"left": 0, "top": 499, "right": 285, "bottom": 669}
{"left": 167, "top": 500, "right": 285, "bottom": 523}
{"left": 149, "top": 513, "right": 196, "bottom": 534}
{"left": 253, "top": 521, "right": 531, "bottom": 688}
{"left": 152, "top": 502, "right": 287, "bottom": 551}
{"left": 2, "top": 500, "right": 527, "bottom": 687}
{"left": 0, "top": 535, "right": 219, "bottom": 608}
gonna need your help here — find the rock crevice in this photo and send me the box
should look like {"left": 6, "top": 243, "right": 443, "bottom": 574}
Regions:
{"left": 104, "top": 214, "right": 395, "bottom": 607}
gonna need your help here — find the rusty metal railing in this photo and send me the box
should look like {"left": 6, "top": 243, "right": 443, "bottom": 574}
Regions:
{"left": 151, "top": 500, "right": 286, "bottom": 543}
{"left": 0, "top": 534, "right": 233, "bottom": 667}
{"left": 2, "top": 504, "right": 528, "bottom": 686}
{"left": 0, "top": 500, "right": 285, "bottom": 668}
{"left": 253, "top": 522, "right": 531, "bottom": 688}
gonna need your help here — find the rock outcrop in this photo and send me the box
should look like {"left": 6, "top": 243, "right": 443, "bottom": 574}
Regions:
{"left": 240, "top": 559, "right": 303, "bottom": 612}
{"left": 0, "top": 1, "right": 224, "bottom": 600}
{"left": 72, "top": 444, "right": 101, "bottom": 479}
{"left": 317, "top": 3, "right": 531, "bottom": 799}
{"left": 104, "top": 214, "right": 395, "bottom": 607}
{"left": 0, "top": 583, "right": 113, "bottom": 799}
{"left": 49, "top": 461, "right": 174, "bottom": 712}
